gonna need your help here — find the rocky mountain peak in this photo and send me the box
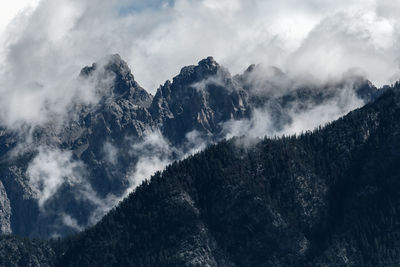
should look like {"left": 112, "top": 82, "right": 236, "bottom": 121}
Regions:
{"left": 197, "top": 56, "right": 219, "bottom": 72}
{"left": 81, "top": 54, "right": 153, "bottom": 107}
{"left": 244, "top": 64, "right": 256, "bottom": 73}
{"left": 12, "top": 86, "right": 400, "bottom": 266}
{"left": 0, "top": 54, "right": 382, "bottom": 241}
{"left": 104, "top": 54, "right": 134, "bottom": 90}
{"left": 148, "top": 57, "right": 250, "bottom": 144}
{"left": 172, "top": 56, "right": 221, "bottom": 87}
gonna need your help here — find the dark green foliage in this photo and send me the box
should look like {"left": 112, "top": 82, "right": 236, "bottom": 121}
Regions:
{"left": 3, "top": 87, "right": 400, "bottom": 266}
{"left": 0, "top": 236, "right": 55, "bottom": 266}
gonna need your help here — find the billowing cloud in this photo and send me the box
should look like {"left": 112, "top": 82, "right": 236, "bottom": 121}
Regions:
{"left": 123, "top": 129, "right": 208, "bottom": 195}
{"left": 0, "top": 0, "right": 400, "bottom": 129}
{"left": 103, "top": 142, "right": 119, "bottom": 165}
{"left": 127, "top": 131, "right": 173, "bottom": 190}
{"left": 0, "top": 0, "right": 39, "bottom": 33}
{"left": 26, "top": 147, "right": 85, "bottom": 207}
{"left": 2, "top": 0, "right": 400, "bottom": 235}
{"left": 221, "top": 68, "right": 369, "bottom": 143}
{"left": 61, "top": 212, "right": 83, "bottom": 232}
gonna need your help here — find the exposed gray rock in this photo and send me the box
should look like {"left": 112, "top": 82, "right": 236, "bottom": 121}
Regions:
{"left": 0, "top": 55, "right": 379, "bottom": 239}
{"left": 0, "top": 181, "right": 11, "bottom": 234}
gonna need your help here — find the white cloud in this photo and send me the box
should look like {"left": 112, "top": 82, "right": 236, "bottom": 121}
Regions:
{"left": 1, "top": 0, "right": 399, "bottom": 121}
{"left": 0, "top": 0, "right": 39, "bottom": 33}
{"left": 103, "top": 142, "right": 119, "bottom": 165}
{"left": 26, "top": 145, "right": 120, "bottom": 226}
{"left": 222, "top": 109, "right": 274, "bottom": 140}
{"left": 3, "top": 0, "right": 400, "bottom": 234}
{"left": 61, "top": 212, "right": 83, "bottom": 231}
{"left": 123, "top": 129, "right": 208, "bottom": 196}
{"left": 280, "top": 87, "right": 364, "bottom": 135}
{"left": 26, "top": 147, "right": 85, "bottom": 207}
{"left": 0, "top": 51, "right": 115, "bottom": 128}
{"left": 0, "top": 0, "right": 399, "bottom": 130}
{"left": 127, "top": 131, "right": 172, "bottom": 190}
{"left": 288, "top": 12, "right": 399, "bottom": 86}
{"left": 222, "top": 75, "right": 366, "bottom": 140}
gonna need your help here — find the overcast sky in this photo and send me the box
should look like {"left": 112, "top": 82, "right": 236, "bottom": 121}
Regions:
{"left": 1, "top": 0, "right": 400, "bottom": 126}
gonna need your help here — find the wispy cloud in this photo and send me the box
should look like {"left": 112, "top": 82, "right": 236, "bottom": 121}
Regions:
{"left": 1, "top": 0, "right": 398, "bottom": 236}
{"left": 0, "top": 0, "right": 399, "bottom": 129}
{"left": 26, "top": 146, "right": 85, "bottom": 207}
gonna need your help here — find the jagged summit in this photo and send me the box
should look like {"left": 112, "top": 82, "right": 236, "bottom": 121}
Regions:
{"left": 5, "top": 85, "right": 400, "bottom": 266}
{"left": 198, "top": 56, "right": 219, "bottom": 71}
{"left": 172, "top": 56, "right": 223, "bottom": 86}
{"left": 149, "top": 56, "right": 249, "bottom": 143}
{"left": 80, "top": 54, "right": 153, "bottom": 107}
{"left": 0, "top": 54, "right": 382, "bottom": 240}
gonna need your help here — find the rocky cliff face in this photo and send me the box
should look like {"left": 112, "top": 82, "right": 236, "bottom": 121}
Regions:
{"left": 3, "top": 85, "right": 400, "bottom": 266}
{"left": 0, "top": 55, "right": 378, "bottom": 238}
{"left": 150, "top": 56, "right": 251, "bottom": 144}
{"left": 0, "top": 181, "right": 11, "bottom": 234}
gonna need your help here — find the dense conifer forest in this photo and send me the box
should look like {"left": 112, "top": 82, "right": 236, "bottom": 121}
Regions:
{"left": 3, "top": 85, "right": 400, "bottom": 266}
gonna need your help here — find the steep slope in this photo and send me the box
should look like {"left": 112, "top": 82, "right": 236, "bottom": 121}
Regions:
{"left": 150, "top": 57, "right": 250, "bottom": 143}
{"left": 0, "top": 55, "right": 158, "bottom": 238}
{"left": 0, "top": 55, "right": 378, "bottom": 239}
{"left": 20, "top": 85, "right": 398, "bottom": 266}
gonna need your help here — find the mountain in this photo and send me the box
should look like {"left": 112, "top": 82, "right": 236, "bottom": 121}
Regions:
{"left": 1, "top": 82, "right": 400, "bottom": 266}
{"left": 0, "top": 55, "right": 378, "bottom": 239}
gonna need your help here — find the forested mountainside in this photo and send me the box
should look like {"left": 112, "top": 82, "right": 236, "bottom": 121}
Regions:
{"left": 0, "top": 55, "right": 377, "bottom": 238}
{"left": 2, "top": 83, "right": 400, "bottom": 266}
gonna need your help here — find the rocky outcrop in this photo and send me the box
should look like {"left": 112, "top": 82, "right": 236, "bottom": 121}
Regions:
{"left": 0, "top": 55, "right": 379, "bottom": 239}
{"left": 150, "top": 56, "right": 250, "bottom": 143}
{"left": 0, "top": 181, "right": 11, "bottom": 234}
{"left": 47, "top": 86, "right": 400, "bottom": 266}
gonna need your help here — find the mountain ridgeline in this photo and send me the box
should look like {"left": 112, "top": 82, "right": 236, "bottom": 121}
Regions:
{"left": 0, "top": 55, "right": 378, "bottom": 239}
{"left": 2, "top": 80, "right": 400, "bottom": 266}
